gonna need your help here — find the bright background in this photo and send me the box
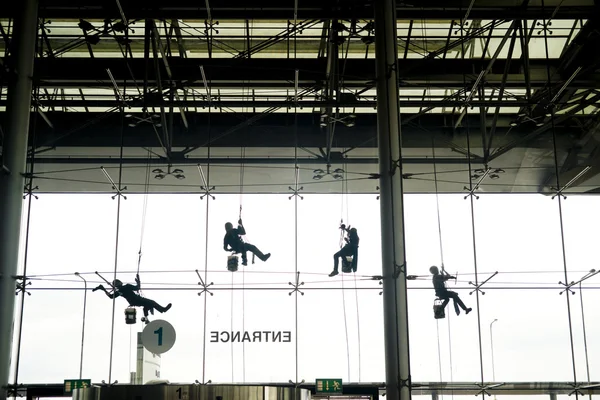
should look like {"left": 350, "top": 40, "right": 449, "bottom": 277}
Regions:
{"left": 8, "top": 192, "right": 600, "bottom": 387}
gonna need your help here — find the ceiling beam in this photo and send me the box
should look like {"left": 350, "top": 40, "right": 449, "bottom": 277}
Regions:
{"left": 7, "top": 2, "right": 594, "bottom": 20}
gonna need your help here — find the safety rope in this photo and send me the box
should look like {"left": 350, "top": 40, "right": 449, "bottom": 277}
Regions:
{"left": 292, "top": 24, "right": 300, "bottom": 383}
{"left": 108, "top": 96, "right": 126, "bottom": 385}
{"left": 239, "top": 82, "right": 249, "bottom": 382}
{"left": 341, "top": 273, "right": 351, "bottom": 381}
{"left": 460, "top": 24, "right": 486, "bottom": 391}
{"left": 137, "top": 147, "right": 152, "bottom": 276}
{"left": 541, "top": 0, "right": 579, "bottom": 391}
{"left": 447, "top": 312, "right": 454, "bottom": 400}
{"left": 200, "top": 105, "right": 212, "bottom": 384}
{"left": 432, "top": 135, "right": 454, "bottom": 396}
{"left": 231, "top": 272, "right": 234, "bottom": 382}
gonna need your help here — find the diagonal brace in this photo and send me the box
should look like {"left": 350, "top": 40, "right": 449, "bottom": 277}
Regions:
{"left": 464, "top": 166, "right": 491, "bottom": 199}
{"left": 475, "top": 382, "right": 505, "bottom": 397}
{"left": 101, "top": 167, "right": 127, "bottom": 199}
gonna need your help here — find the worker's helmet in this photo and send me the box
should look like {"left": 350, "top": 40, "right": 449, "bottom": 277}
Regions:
{"left": 225, "top": 222, "right": 234, "bottom": 231}
{"left": 112, "top": 279, "right": 123, "bottom": 287}
{"left": 429, "top": 266, "right": 439, "bottom": 274}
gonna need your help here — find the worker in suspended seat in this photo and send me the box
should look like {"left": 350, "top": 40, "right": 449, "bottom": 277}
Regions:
{"left": 224, "top": 218, "right": 271, "bottom": 266}
{"left": 430, "top": 266, "right": 472, "bottom": 316}
{"left": 93, "top": 274, "right": 172, "bottom": 319}
{"left": 329, "top": 224, "right": 359, "bottom": 277}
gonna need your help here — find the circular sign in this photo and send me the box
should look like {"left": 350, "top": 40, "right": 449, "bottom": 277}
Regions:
{"left": 142, "top": 319, "right": 176, "bottom": 354}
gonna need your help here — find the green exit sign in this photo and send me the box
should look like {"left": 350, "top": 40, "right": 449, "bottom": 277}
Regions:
{"left": 316, "top": 379, "right": 343, "bottom": 394}
{"left": 64, "top": 379, "right": 91, "bottom": 394}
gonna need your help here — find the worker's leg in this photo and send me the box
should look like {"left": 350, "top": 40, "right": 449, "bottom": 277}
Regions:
{"left": 244, "top": 243, "right": 271, "bottom": 262}
{"left": 447, "top": 291, "right": 472, "bottom": 315}
{"left": 140, "top": 297, "right": 172, "bottom": 313}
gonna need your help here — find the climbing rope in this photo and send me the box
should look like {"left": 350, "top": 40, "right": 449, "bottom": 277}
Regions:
{"left": 137, "top": 148, "right": 152, "bottom": 273}
{"left": 108, "top": 102, "right": 126, "bottom": 384}
{"left": 541, "top": 0, "right": 579, "bottom": 389}
{"left": 459, "top": 19, "right": 486, "bottom": 391}
{"left": 432, "top": 136, "right": 452, "bottom": 394}
{"left": 200, "top": 106, "right": 213, "bottom": 384}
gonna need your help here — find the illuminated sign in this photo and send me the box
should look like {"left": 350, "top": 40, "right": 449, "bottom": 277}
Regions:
{"left": 316, "top": 379, "right": 343, "bottom": 394}
{"left": 64, "top": 379, "right": 91, "bottom": 394}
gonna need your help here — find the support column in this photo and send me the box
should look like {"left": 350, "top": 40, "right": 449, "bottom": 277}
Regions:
{"left": 374, "top": 1, "right": 411, "bottom": 400}
{"left": 0, "top": 0, "right": 39, "bottom": 399}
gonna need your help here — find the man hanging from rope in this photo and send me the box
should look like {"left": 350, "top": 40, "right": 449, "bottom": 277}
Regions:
{"left": 329, "top": 223, "right": 359, "bottom": 277}
{"left": 429, "top": 266, "right": 472, "bottom": 316}
{"left": 224, "top": 218, "right": 271, "bottom": 266}
{"left": 93, "top": 274, "right": 172, "bottom": 319}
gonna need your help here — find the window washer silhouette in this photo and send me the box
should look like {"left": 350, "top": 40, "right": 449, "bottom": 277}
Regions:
{"left": 430, "top": 266, "right": 472, "bottom": 316}
{"left": 224, "top": 218, "right": 271, "bottom": 266}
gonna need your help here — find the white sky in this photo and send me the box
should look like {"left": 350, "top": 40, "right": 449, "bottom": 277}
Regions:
{"left": 8, "top": 193, "right": 600, "bottom": 390}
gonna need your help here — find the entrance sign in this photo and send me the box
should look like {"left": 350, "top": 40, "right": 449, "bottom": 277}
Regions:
{"left": 64, "top": 379, "right": 91, "bottom": 394}
{"left": 142, "top": 319, "right": 176, "bottom": 354}
{"left": 316, "top": 379, "right": 343, "bottom": 394}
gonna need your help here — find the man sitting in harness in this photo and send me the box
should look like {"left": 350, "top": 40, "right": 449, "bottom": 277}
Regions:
{"left": 329, "top": 224, "right": 359, "bottom": 277}
{"left": 224, "top": 218, "right": 271, "bottom": 266}
{"left": 93, "top": 274, "right": 172, "bottom": 319}
{"left": 430, "top": 265, "right": 472, "bottom": 316}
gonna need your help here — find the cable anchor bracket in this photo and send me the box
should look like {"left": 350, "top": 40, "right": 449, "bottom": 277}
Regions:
{"left": 15, "top": 276, "right": 32, "bottom": 296}
{"left": 196, "top": 269, "right": 214, "bottom": 296}
{"left": 288, "top": 271, "right": 304, "bottom": 296}
{"left": 468, "top": 271, "right": 498, "bottom": 295}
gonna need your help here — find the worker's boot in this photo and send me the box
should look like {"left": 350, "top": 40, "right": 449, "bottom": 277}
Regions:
{"left": 255, "top": 250, "right": 271, "bottom": 262}
{"left": 329, "top": 269, "right": 339, "bottom": 277}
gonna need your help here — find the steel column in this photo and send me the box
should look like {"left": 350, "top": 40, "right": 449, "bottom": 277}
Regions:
{"left": 0, "top": 0, "right": 39, "bottom": 399}
{"left": 374, "top": 1, "right": 411, "bottom": 400}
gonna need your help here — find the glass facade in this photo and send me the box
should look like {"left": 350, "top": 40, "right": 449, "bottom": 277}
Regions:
{"left": 8, "top": 191, "right": 600, "bottom": 386}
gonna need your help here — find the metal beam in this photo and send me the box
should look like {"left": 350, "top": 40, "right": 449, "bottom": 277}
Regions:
{"left": 27, "top": 156, "right": 471, "bottom": 165}
{"left": 149, "top": 20, "right": 171, "bottom": 157}
{"left": 490, "top": 91, "right": 600, "bottom": 161}
{"left": 0, "top": 0, "right": 38, "bottom": 399}
{"left": 12, "top": 99, "right": 541, "bottom": 108}
{"left": 29, "top": 58, "right": 571, "bottom": 87}
{"left": 487, "top": 24, "right": 519, "bottom": 161}
{"left": 15, "top": 2, "right": 596, "bottom": 20}
{"left": 374, "top": 2, "right": 411, "bottom": 400}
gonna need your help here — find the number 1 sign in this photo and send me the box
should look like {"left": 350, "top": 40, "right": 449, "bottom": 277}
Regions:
{"left": 142, "top": 319, "right": 176, "bottom": 354}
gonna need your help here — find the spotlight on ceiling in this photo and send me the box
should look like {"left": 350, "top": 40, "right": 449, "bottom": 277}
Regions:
{"left": 509, "top": 121, "right": 518, "bottom": 127}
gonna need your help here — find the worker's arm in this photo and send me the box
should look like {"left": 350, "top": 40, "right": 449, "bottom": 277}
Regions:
{"left": 237, "top": 220, "right": 246, "bottom": 235}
